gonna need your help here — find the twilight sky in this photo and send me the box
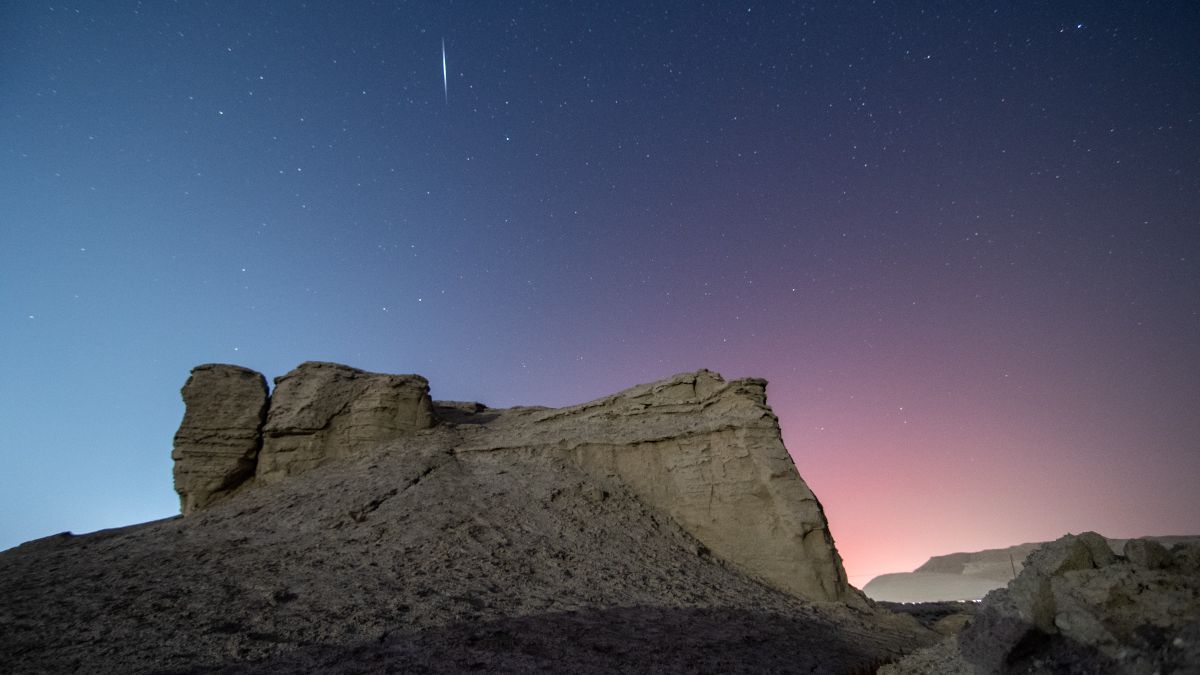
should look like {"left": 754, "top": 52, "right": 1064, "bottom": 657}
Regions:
{"left": 2, "top": 1, "right": 1198, "bottom": 585}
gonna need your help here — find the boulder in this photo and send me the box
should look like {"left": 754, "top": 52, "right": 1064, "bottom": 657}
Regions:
{"left": 1123, "top": 538, "right": 1172, "bottom": 570}
{"left": 171, "top": 364, "right": 268, "bottom": 514}
{"left": 257, "top": 362, "right": 435, "bottom": 482}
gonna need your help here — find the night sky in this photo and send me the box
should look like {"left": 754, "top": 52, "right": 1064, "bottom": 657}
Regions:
{"left": 2, "top": 1, "right": 1198, "bottom": 585}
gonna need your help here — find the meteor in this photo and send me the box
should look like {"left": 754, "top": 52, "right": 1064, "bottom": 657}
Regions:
{"left": 441, "top": 39, "right": 448, "bottom": 103}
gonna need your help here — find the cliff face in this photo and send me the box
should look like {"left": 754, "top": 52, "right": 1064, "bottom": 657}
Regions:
{"left": 455, "top": 370, "right": 853, "bottom": 604}
{"left": 171, "top": 362, "right": 857, "bottom": 604}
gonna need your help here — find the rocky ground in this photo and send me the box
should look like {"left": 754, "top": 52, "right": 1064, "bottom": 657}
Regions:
{"left": 881, "top": 533, "right": 1200, "bottom": 675}
{"left": 865, "top": 536, "right": 1200, "bottom": 604}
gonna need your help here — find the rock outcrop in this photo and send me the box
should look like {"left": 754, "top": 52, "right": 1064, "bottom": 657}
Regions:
{"left": 171, "top": 364, "right": 269, "bottom": 515}
{"left": 258, "top": 362, "right": 435, "bottom": 483}
{"left": 168, "top": 363, "right": 857, "bottom": 605}
{"left": 453, "top": 370, "right": 856, "bottom": 604}
{"left": 882, "top": 532, "right": 1200, "bottom": 674}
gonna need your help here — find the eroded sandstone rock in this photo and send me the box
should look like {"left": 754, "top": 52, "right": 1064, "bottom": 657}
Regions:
{"left": 171, "top": 364, "right": 269, "bottom": 514}
{"left": 170, "top": 363, "right": 857, "bottom": 605}
{"left": 454, "top": 369, "right": 860, "bottom": 605}
{"left": 257, "top": 362, "right": 435, "bottom": 482}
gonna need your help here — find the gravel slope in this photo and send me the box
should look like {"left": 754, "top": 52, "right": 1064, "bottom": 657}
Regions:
{"left": 1, "top": 426, "right": 932, "bottom": 673}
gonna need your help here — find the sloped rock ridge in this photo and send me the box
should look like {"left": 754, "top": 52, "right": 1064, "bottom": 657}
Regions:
{"left": 172, "top": 361, "right": 857, "bottom": 605}
{"left": 881, "top": 532, "right": 1200, "bottom": 674}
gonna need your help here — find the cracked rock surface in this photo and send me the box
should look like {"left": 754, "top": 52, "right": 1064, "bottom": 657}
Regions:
{"left": 258, "top": 362, "right": 435, "bottom": 483}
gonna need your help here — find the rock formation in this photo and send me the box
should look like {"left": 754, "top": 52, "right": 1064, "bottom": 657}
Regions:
{"left": 170, "top": 363, "right": 857, "bottom": 605}
{"left": 171, "top": 362, "right": 434, "bottom": 513}
{"left": 0, "top": 362, "right": 933, "bottom": 673}
{"left": 258, "top": 362, "right": 435, "bottom": 483}
{"left": 171, "top": 364, "right": 269, "bottom": 515}
{"left": 453, "top": 370, "right": 855, "bottom": 604}
{"left": 881, "top": 532, "right": 1200, "bottom": 674}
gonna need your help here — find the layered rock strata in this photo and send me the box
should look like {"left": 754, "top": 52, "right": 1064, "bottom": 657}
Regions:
{"left": 171, "top": 362, "right": 435, "bottom": 511}
{"left": 452, "top": 369, "right": 857, "bottom": 604}
{"left": 258, "top": 362, "right": 435, "bottom": 483}
{"left": 170, "top": 362, "right": 857, "bottom": 605}
{"left": 171, "top": 364, "right": 269, "bottom": 515}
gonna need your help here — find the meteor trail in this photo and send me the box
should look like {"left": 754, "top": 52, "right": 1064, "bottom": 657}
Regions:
{"left": 441, "top": 39, "right": 448, "bottom": 103}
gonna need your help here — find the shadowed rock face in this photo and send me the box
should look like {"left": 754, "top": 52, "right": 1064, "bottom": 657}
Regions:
{"left": 171, "top": 364, "right": 269, "bottom": 515}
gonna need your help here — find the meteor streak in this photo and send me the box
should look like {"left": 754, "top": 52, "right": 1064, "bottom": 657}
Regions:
{"left": 441, "top": 39, "right": 448, "bottom": 103}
